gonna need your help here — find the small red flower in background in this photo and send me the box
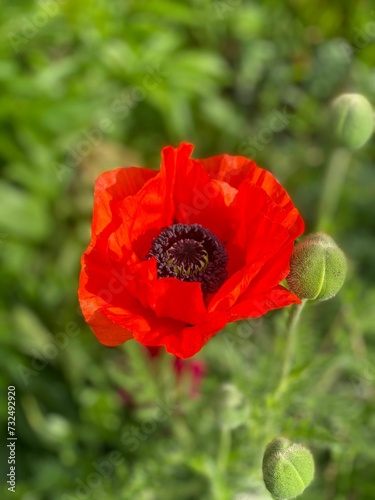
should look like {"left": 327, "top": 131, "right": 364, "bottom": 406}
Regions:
{"left": 78, "top": 143, "right": 304, "bottom": 359}
{"left": 144, "top": 346, "right": 206, "bottom": 398}
{"left": 173, "top": 357, "right": 206, "bottom": 399}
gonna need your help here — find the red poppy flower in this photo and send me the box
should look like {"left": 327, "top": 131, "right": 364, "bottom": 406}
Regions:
{"left": 78, "top": 143, "right": 304, "bottom": 359}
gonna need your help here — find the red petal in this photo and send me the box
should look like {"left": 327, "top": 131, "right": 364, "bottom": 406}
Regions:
{"left": 229, "top": 285, "right": 301, "bottom": 321}
{"left": 227, "top": 179, "right": 304, "bottom": 264}
{"left": 80, "top": 252, "right": 179, "bottom": 348}
{"left": 125, "top": 258, "right": 207, "bottom": 325}
{"left": 161, "top": 312, "right": 229, "bottom": 358}
{"left": 91, "top": 167, "right": 157, "bottom": 245}
{"left": 208, "top": 178, "right": 304, "bottom": 313}
{"left": 162, "top": 143, "right": 236, "bottom": 243}
{"left": 199, "top": 154, "right": 258, "bottom": 189}
{"left": 146, "top": 277, "right": 207, "bottom": 325}
{"left": 90, "top": 265, "right": 229, "bottom": 357}
{"left": 84, "top": 309, "right": 133, "bottom": 346}
{"left": 103, "top": 305, "right": 182, "bottom": 347}
{"left": 246, "top": 240, "right": 296, "bottom": 295}
{"left": 110, "top": 145, "right": 194, "bottom": 261}
{"left": 79, "top": 233, "right": 150, "bottom": 346}
{"left": 200, "top": 153, "right": 297, "bottom": 216}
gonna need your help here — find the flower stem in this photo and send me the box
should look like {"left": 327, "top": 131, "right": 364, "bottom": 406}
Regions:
{"left": 316, "top": 147, "right": 352, "bottom": 232}
{"left": 212, "top": 426, "right": 232, "bottom": 500}
{"left": 217, "top": 425, "right": 231, "bottom": 473}
{"left": 274, "top": 300, "right": 306, "bottom": 399}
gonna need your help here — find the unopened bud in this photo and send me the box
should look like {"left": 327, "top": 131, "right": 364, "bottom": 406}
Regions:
{"left": 287, "top": 233, "right": 347, "bottom": 301}
{"left": 331, "top": 93, "right": 374, "bottom": 150}
{"left": 262, "top": 437, "right": 314, "bottom": 500}
{"left": 216, "top": 383, "right": 250, "bottom": 430}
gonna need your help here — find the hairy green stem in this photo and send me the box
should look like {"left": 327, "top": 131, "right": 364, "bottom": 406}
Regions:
{"left": 217, "top": 425, "right": 231, "bottom": 473}
{"left": 316, "top": 147, "right": 352, "bottom": 232}
{"left": 212, "top": 426, "right": 232, "bottom": 500}
{"left": 274, "top": 300, "right": 306, "bottom": 399}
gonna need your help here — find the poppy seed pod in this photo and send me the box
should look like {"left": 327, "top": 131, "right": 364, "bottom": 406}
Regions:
{"left": 331, "top": 93, "right": 374, "bottom": 150}
{"left": 262, "top": 437, "right": 314, "bottom": 500}
{"left": 287, "top": 233, "right": 347, "bottom": 301}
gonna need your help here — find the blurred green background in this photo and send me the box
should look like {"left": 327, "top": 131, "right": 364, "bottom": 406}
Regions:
{"left": 1, "top": 0, "right": 375, "bottom": 499}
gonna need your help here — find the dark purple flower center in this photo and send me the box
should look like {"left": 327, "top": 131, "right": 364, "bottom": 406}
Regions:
{"left": 147, "top": 223, "right": 228, "bottom": 294}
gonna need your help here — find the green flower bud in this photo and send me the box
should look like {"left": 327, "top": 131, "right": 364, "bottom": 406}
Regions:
{"left": 287, "top": 233, "right": 347, "bottom": 301}
{"left": 262, "top": 437, "right": 314, "bottom": 500}
{"left": 331, "top": 93, "right": 374, "bottom": 150}
{"left": 216, "top": 383, "right": 250, "bottom": 430}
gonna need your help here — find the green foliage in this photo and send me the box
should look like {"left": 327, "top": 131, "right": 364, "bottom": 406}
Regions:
{"left": 0, "top": 0, "right": 375, "bottom": 499}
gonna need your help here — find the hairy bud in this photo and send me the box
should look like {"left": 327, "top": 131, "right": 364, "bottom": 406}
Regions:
{"left": 262, "top": 437, "right": 314, "bottom": 500}
{"left": 287, "top": 233, "right": 347, "bottom": 301}
{"left": 331, "top": 93, "right": 374, "bottom": 150}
